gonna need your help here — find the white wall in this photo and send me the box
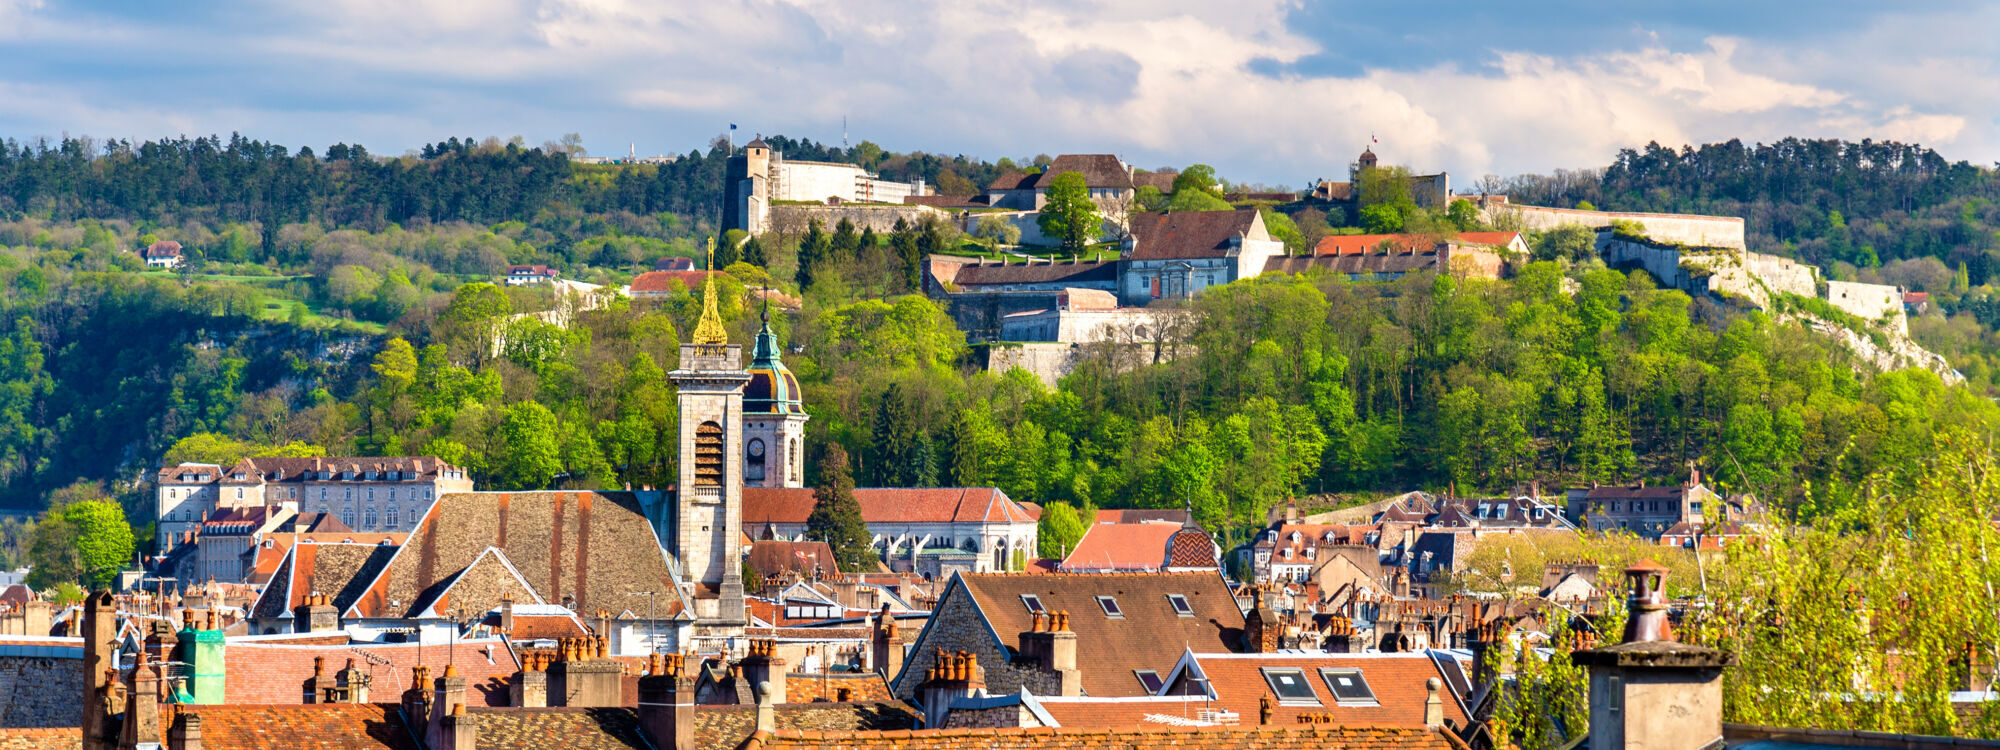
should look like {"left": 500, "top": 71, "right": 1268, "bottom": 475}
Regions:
{"left": 1496, "top": 204, "right": 1746, "bottom": 250}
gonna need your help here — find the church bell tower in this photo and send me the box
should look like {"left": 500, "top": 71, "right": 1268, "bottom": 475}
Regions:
{"left": 669, "top": 239, "right": 750, "bottom": 626}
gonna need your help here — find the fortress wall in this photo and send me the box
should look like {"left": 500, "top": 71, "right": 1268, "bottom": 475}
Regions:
{"left": 1498, "top": 204, "right": 1746, "bottom": 250}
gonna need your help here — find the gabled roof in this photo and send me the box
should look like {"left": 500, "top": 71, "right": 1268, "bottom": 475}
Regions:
{"left": 747, "top": 540, "right": 839, "bottom": 578}
{"left": 630, "top": 270, "right": 712, "bottom": 293}
{"left": 410, "top": 546, "right": 547, "bottom": 619}
{"left": 1584, "top": 484, "right": 1695, "bottom": 500}
{"left": 947, "top": 571, "right": 1243, "bottom": 697}
{"left": 1033, "top": 155, "right": 1135, "bottom": 190}
{"left": 1159, "top": 650, "right": 1471, "bottom": 729}
{"left": 1125, "top": 210, "right": 1264, "bottom": 260}
{"left": 248, "top": 541, "right": 400, "bottom": 621}
{"left": 743, "top": 487, "right": 1035, "bottom": 526}
{"left": 1096, "top": 509, "right": 1191, "bottom": 525}
{"left": 1061, "top": 523, "right": 1179, "bottom": 572}
{"left": 948, "top": 260, "right": 1117, "bottom": 288}
{"left": 343, "top": 491, "right": 685, "bottom": 620}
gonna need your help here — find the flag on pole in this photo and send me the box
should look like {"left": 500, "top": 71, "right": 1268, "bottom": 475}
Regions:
{"left": 730, "top": 124, "right": 738, "bottom": 130}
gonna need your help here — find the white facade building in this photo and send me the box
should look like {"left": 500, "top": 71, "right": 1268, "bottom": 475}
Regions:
{"left": 154, "top": 456, "right": 473, "bottom": 550}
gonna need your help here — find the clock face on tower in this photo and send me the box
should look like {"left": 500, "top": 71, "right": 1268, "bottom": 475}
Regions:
{"left": 748, "top": 439, "right": 766, "bottom": 458}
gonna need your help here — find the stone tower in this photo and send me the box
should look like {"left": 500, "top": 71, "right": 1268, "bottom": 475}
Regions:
{"left": 724, "top": 137, "right": 773, "bottom": 235}
{"left": 669, "top": 240, "right": 750, "bottom": 625}
{"left": 742, "top": 297, "right": 808, "bottom": 489}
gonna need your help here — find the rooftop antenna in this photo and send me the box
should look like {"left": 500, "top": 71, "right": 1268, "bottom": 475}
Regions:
{"left": 843, "top": 116, "right": 849, "bottom": 150}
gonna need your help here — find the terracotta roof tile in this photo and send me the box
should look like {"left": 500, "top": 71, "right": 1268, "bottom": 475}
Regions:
{"left": 630, "top": 270, "right": 712, "bottom": 294}
{"left": 178, "top": 703, "right": 417, "bottom": 750}
{"left": 345, "top": 492, "right": 685, "bottom": 621}
{"left": 250, "top": 542, "right": 400, "bottom": 621}
{"left": 951, "top": 572, "right": 1242, "bottom": 697}
{"left": 1163, "top": 652, "right": 1471, "bottom": 729}
{"left": 221, "top": 638, "right": 520, "bottom": 706}
{"left": 1126, "top": 210, "right": 1262, "bottom": 260}
{"left": 0, "top": 728, "right": 77, "bottom": 750}
{"left": 464, "top": 707, "right": 646, "bottom": 749}
{"left": 1060, "top": 524, "right": 1179, "bottom": 572}
{"left": 750, "top": 723, "right": 1458, "bottom": 750}
{"left": 744, "top": 488, "right": 1034, "bottom": 526}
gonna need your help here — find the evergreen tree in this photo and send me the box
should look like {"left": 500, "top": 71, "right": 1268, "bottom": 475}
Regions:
{"left": 714, "top": 232, "right": 743, "bottom": 268}
{"left": 805, "top": 444, "right": 875, "bottom": 572}
{"left": 831, "top": 218, "right": 860, "bottom": 262}
{"left": 868, "top": 384, "right": 918, "bottom": 486}
{"left": 742, "top": 236, "right": 768, "bottom": 268}
{"left": 796, "top": 220, "right": 830, "bottom": 289}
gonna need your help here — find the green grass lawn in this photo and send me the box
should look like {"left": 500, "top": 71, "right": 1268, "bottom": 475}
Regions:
{"left": 255, "top": 299, "right": 388, "bottom": 335}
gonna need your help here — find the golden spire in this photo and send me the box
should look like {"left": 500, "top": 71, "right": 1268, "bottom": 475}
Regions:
{"left": 692, "top": 236, "right": 729, "bottom": 345}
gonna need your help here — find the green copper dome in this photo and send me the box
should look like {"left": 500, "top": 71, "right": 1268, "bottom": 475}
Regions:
{"left": 744, "top": 320, "right": 804, "bottom": 415}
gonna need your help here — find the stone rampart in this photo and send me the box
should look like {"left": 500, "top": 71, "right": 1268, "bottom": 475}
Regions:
{"left": 1497, "top": 204, "right": 1745, "bottom": 250}
{"left": 769, "top": 204, "right": 942, "bottom": 235}
{"left": 1826, "top": 281, "right": 1907, "bottom": 335}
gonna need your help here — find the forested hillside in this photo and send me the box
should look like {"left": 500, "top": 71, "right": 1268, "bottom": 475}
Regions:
{"left": 1505, "top": 137, "right": 2000, "bottom": 392}
{"left": 3, "top": 133, "right": 1998, "bottom": 556}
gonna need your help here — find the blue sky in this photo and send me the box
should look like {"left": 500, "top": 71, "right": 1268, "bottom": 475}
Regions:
{"left": 2, "top": 1, "right": 1995, "bottom": 187}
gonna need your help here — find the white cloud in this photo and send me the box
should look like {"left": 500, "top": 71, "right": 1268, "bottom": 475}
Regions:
{"left": 0, "top": 1, "right": 1985, "bottom": 182}
{"left": 0, "top": 0, "right": 45, "bottom": 38}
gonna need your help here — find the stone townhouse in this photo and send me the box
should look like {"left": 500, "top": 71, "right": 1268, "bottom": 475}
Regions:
{"left": 155, "top": 456, "right": 473, "bottom": 550}
{"left": 888, "top": 571, "right": 1244, "bottom": 703}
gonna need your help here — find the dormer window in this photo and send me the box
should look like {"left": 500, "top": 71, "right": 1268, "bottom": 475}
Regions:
{"left": 1319, "top": 668, "right": 1378, "bottom": 706}
{"left": 1261, "top": 668, "right": 1320, "bottom": 706}
{"left": 1095, "top": 596, "right": 1123, "bottom": 618}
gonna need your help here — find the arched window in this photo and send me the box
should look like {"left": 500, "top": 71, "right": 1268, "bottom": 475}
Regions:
{"left": 789, "top": 438, "right": 801, "bottom": 483}
{"left": 746, "top": 438, "right": 767, "bottom": 482}
{"left": 385, "top": 504, "right": 399, "bottom": 529}
{"left": 695, "top": 421, "right": 726, "bottom": 487}
{"left": 363, "top": 506, "right": 378, "bottom": 529}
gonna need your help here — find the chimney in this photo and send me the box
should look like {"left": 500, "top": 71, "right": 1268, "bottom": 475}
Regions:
{"left": 637, "top": 654, "right": 695, "bottom": 750}
{"left": 497, "top": 595, "right": 515, "bottom": 635}
{"left": 168, "top": 712, "right": 202, "bottom": 750}
{"left": 335, "top": 658, "right": 371, "bottom": 703}
{"left": 439, "top": 704, "right": 477, "bottom": 750}
{"left": 1322, "top": 614, "right": 1357, "bottom": 654}
{"left": 22, "top": 598, "right": 50, "bottom": 636}
{"left": 872, "top": 603, "right": 903, "bottom": 678}
{"left": 1013, "top": 611, "right": 1081, "bottom": 696}
{"left": 401, "top": 667, "right": 433, "bottom": 739}
{"left": 119, "top": 650, "right": 165, "bottom": 749}
{"left": 84, "top": 592, "right": 115, "bottom": 750}
{"left": 511, "top": 652, "right": 549, "bottom": 707}
{"left": 1244, "top": 602, "right": 1280, "bottom": 654}
{"left": 917, "top": 650, "right": 986, "bottom": 728}
{"left": 1572, "top": 561, "right": 1734, "bottom": 750}
{"left": 739, "top": 639, "right": 787, "bottom": 705}
{"left": 549, "top": 637, "right": 622, "bottom": 707}
{"left": 304, "top": 655, "right": 327, "bottom": 703}
{"left": 426, "top": 664, "right": 468, "bottom": 750}
{"left": 1467, "top": 619, "right": 1509, "bottom": 699}
{"left": 180, "top": 608, "right": 226, "bottom": 704}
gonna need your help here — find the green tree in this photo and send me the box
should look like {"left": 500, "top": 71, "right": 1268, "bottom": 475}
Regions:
{"left": 796, "top": 220, "right": 830, "bottom": 289}
{"left": 1357, "top": 165, "right": 1418, "bottom": 233}
{"left": 494, "top": 401, "right": 562, "bottom": 490}
{"left": 1036, "top": 500, "right": 1089, "bottom": 559}
{"left": 438, "top": 282, "right": 513, "bottom": 366}
{"left": 805, "top": 443, "right": 875, "bottom": 571}
{"left": 1532, "top": 225, "right": 1598, "bottom": 261}
{"left": 27, "top": 496, "right": 133, "bottom": 589}
{"left": 742, "top": 235, "right": 768, "bottom": 268}
{"left": 1036, "top": 172, "right": 1102, "bottom": 252}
